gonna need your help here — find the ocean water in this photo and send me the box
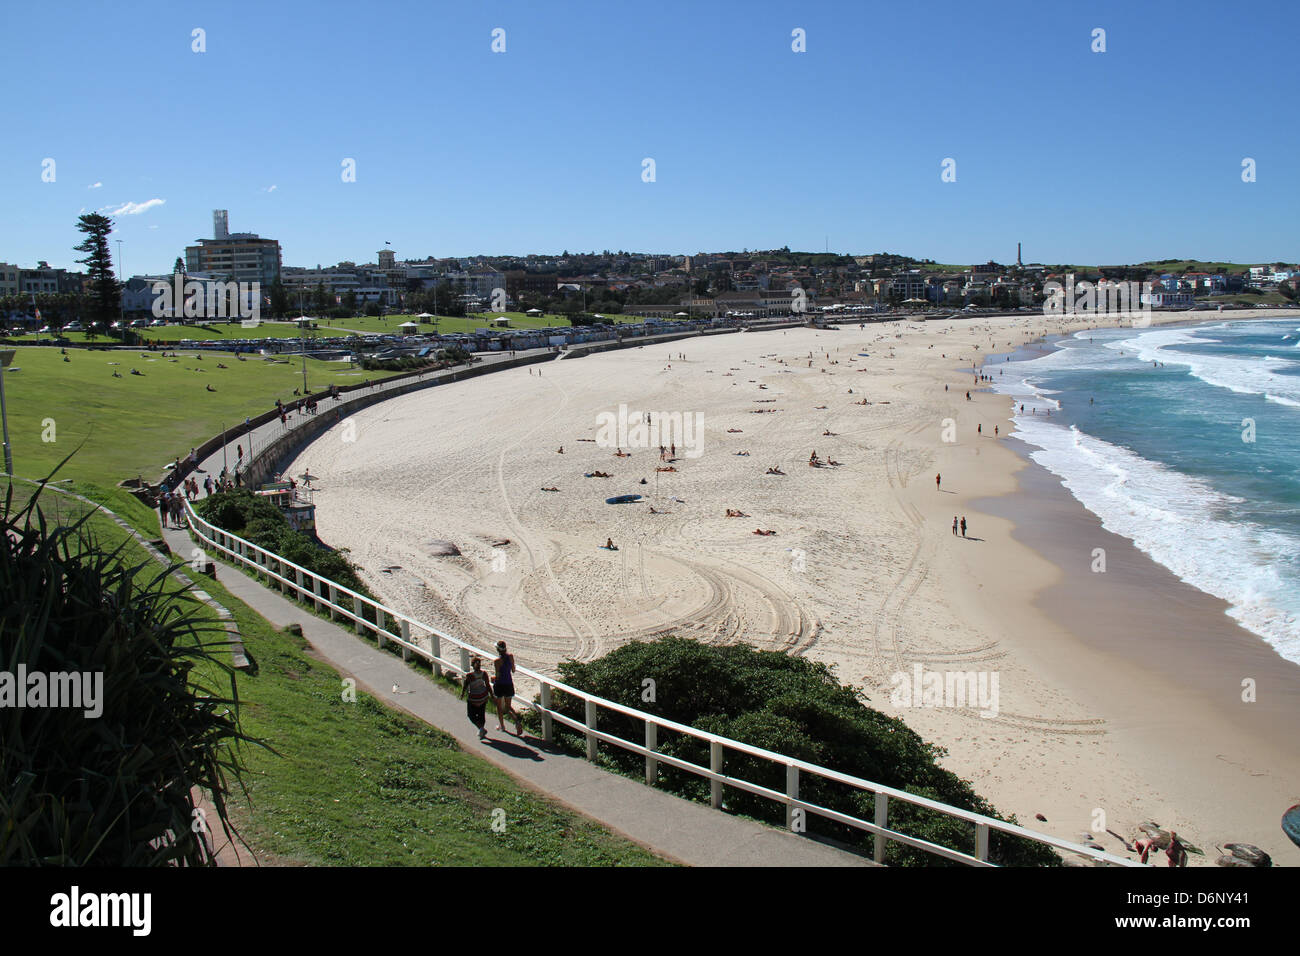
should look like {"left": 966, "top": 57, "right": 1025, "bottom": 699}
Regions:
{"left": 991, "top": 317, "right": 1300, "bottom": 665}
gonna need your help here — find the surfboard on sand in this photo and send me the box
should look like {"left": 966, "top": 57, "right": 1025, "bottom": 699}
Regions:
{"left": 606, "top": 494, "right": 643, "bottom": 504}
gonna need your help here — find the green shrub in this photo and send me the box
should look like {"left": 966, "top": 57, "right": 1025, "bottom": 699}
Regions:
{"left": 194, "top": 489, "right": 369, "bottom": 597}
{"left": 545, "top": 636, "right": 1059, "bottom": 867}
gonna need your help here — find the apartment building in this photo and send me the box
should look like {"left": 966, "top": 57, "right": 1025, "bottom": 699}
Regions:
{"left": 184, "top": 209, "right": 282, "bottom": 287}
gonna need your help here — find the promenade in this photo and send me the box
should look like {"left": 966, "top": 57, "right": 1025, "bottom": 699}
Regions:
{"left": 158, "top": 518, "right": 868, "bottom": 867}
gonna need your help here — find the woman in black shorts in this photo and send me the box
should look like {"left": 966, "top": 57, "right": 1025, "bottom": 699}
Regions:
{"left": 493, "top": 641, "right": 523, "bottom": 736}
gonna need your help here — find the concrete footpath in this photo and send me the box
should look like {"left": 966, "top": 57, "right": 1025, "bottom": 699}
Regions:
{"left": 159, "top": 520, "right": 869, "bottom": 867}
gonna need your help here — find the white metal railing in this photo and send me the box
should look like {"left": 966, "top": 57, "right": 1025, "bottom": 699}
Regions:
{"left": 182, "top": 499, "right": 1141, "bottom": 868}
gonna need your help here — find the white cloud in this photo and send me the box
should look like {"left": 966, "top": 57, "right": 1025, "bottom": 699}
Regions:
{"left": 105, "top": 198, "right": 166, "bottom": 216}
{"left": 88, "top": 182, "right": 102, "bottom": 189}
{"left": 262, "top": 184, "right": 278, "bottom": 193}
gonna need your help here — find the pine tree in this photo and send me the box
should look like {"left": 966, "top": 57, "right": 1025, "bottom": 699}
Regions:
{"left": 74, "top": 214, "right": 118, "bottom": 325}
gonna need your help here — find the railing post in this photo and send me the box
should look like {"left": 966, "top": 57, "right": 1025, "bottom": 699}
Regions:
{"left": 430, "top": 631, "right": 442, "bottom": 677}
{"left": 352, "top": 596, "right": 364, "bottom": 636}
{"left": 295, "top": 567, "right": 304, "bottom": 602}
{"left": 539, "top": 682, "right": 553, "bottom": 743}
{"left": 710, "top": 740, "right": 723, "bottom": 809}
{"left": 874, "top": 793, "right": 889, "bottom": 864}
{"left": 584, "top": 699, "right": 598, "bottom": 760}
{"left": 645, "top": 721, "right": 658, "bottom": 785}
{"left": 376, "top": 608, "right": 387, "bottom": 648}
{"left": 975, "top": 823, "right": 989, "bottom": 862}
{"left": 399, "top": 619, "right": 411, "bottom": 661}
{"left": 328, "top": 584, "right": 340, "bottom": 621}
{"left": 786, "top": 764, "right": 799, "bottom": 830}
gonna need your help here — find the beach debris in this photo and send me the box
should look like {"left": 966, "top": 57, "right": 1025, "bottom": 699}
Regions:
{"left": 379, "top": 565, "right": 403, "bottom": 574}
{"left": 1034, "top": 813, "right": 1047, "bottom": 822}
{"left": 1216, "top": 843, "right": 1271, "bottom": 867}
{"left": 1283, "top": 804, "right": 1300, "bottom": 848}
{"left": 426, "top": 539, "right": 461, "bottom": 557}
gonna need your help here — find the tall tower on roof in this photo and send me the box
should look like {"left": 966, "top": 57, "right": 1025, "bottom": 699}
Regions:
{"left": 214, "top": 210, "right": 229, "bottom": 240}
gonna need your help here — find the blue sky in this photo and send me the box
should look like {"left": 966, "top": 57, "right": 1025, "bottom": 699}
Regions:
{"left": 4, "top": 0, "right": 1295, "bottom": 273}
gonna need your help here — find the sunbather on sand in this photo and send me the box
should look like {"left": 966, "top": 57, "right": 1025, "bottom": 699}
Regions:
{"left": 766, "top": 467, "right": 785, "bottom": 475}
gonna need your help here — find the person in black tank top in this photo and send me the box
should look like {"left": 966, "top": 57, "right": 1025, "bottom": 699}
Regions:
{"left": 493, "top": 641, "right": 523, "bottom": 736}
{"left": 461, "top": 657, "right": 491, "bottom": 739}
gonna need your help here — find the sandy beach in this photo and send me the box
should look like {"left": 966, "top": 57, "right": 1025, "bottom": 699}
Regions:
{"left": 289, "top": 308, "right": 1300, "bottom": 864}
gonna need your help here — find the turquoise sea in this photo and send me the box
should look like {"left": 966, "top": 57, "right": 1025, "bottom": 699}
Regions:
{"left": 992, "top": 317, "right": 1300, "bottom": 664}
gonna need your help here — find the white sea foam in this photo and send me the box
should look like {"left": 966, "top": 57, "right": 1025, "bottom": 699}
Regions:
{"left": 1010, "top": 416, "right": 1300, "bottom": 664}
{"left": 1107, "top": 327, "right": 1300, "bottom": 407}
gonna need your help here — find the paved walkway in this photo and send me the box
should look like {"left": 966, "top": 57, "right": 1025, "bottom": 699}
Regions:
{"left": 178, "top": 347, "right": 553, "bottom": 483}
{"left": 158, "top": 519, "right": 868, "bottom": 867}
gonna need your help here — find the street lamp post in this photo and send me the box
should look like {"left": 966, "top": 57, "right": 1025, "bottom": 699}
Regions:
{"left": 0, "top": 350, "right": 14, "bottom": 475}
{"left": 116, "top": 240, "right": 125, "bottom": 329}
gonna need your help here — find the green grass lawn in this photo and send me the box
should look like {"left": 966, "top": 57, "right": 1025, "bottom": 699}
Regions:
{"left": 0, "top": 346, "right": 406, "bottom": 491}
{"left": 10, "top": 481, "right": 667, "bottom": 866}
{"left": 1203, "top": 292, "right": 1293, "bottom": 306}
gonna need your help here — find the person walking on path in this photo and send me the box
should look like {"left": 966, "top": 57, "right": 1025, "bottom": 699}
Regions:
{"left": 461, "top": 657, "right": 493, "bottom": 740}
{"left": 960, "top": 516, "right": 967, "bottom": 538}
{"left": 158, "top": 491, "right": 170, "bottom": 529}
{"left": 493, "top": 641, "right": 523, "bottom": 736}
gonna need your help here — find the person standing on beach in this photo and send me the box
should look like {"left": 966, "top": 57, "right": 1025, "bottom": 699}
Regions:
{"left": 493, "top": 641, "right": 523, "bottom": 736}
{"left": 952, "top": 516, "right": 959, "bottom": 536}
{"left": 461, "top": 658, "right": 492, "bottom": 740}
{"left": 935, "top": 473, "right": 941, "bottom": 490}
{"left": 960, "top": 516, "right": 967, "bottom": 538}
